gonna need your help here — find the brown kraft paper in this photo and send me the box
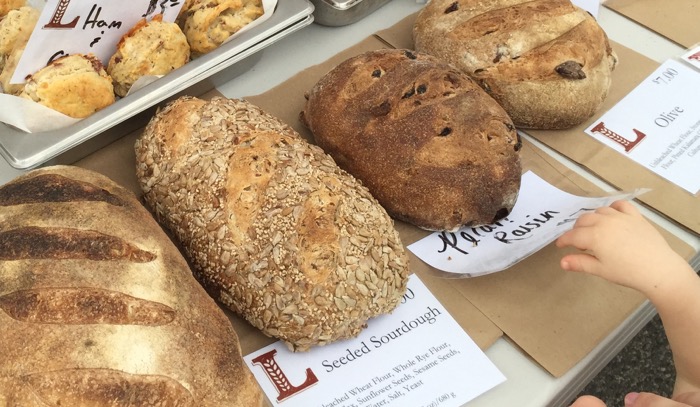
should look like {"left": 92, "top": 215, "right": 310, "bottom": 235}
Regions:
{"left": 75, "top": 33, "right": 695, "bottom": 379}
{"left": 604, "top": 0, "right": 700, "bottom": 49}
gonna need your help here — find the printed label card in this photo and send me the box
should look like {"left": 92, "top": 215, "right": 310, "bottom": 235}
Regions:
{"left": 584, "top": 59, "right": 700, "bottom": 194}
{"left": 682, "top": 45, "right": 700, "bottom": 71}
{"left": 407, "top": 171, "right": 644, "bottom": 277}
{"left": 244, "top": 275, "right": 506, "bottom": 407}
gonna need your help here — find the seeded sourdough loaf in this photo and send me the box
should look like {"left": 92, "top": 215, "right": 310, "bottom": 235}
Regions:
{"left": 413, "top": 0, "right": 617, "bottom": 129}
{"left": 301, "top": 49, "right": 522, "bottom": 231}
{"left": 135, "top": 96, "right": 410, "bottom": 351}
{"left": 0, "top": 166, "right": 263, "bottom": 406}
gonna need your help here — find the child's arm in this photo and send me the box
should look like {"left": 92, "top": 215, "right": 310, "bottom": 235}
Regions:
{"left": 556, "top": 200, "right": 700, "bottom": 396}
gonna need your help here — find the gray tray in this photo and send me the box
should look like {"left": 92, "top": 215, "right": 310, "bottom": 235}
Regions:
{"left": 310, "top": 0, "right": 391, "bottom": 26}
{"left": 0, "top": 0, "right": 314, "bottom": 170}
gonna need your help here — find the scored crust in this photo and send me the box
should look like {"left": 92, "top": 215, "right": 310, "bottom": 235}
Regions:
{"left": 0, "top": 165, "right": 263, "bottom": 406}
{"left": 135, "top": 96, "right": 410, "bottom": 351}
{"left": 413, "top": 0, "right": 617, "bottom": 129}
{"left": 302, "top": 48, "right": 522, "bottom": 231}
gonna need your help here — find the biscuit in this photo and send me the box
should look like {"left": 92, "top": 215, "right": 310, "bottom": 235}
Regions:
{"left": 107, "top": 15, "right": 190, "bottom": 97}
{"left": 183, "top": 0, "right": 263, "bottom": 55}
{"left": 0, "top": 0, "right": 25, "bottom": 18}
{"left": 20, "top": 54, "right": 115, "bottom": 118}
{"left": 0, "top": 6, "right": 38, "bottom": 78}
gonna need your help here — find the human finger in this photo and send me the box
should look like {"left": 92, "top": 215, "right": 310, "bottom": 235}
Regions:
{"left": 627, "top": 392, "right": 693, "bottom": 407}
{"left": 556, "top": 226, "right": 596, "bottom": 251}
{"left": 610, "top": 199, "right": 639, "bottom": 216}
{"left": 570, "top": 395, "right": 607, "bottom": 407}
{"left": 560, "top": 253, "right": 602, "bottom": 276}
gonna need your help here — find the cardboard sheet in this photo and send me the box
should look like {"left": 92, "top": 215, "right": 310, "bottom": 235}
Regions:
{"left": 376, "top": 13, "right": 700, "bottom": 237}
{"left": 604, "top": 0, "right": 700, "bottom": 48}
{"left": 74, "top": 27, "right": 695, "bottom": 379}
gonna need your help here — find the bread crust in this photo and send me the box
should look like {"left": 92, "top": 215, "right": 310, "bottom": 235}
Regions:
{"left": 302, "top": 49, "right": 522, "bottom": 231}
{"left": 413, "top": 0, "right": 617, "bottom": 129}
{"left": 0, "top": 165, "right": 263, "bottom": 406}
{"left": 135, "top": 97, "right": 410, "bottom": 351}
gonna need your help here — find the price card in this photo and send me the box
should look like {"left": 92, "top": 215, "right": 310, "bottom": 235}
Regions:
{"left": 244, "top": 275, "right": 506, "bottom": 407}
{"left": 682, "top": 45, "right": 700, "bottom": 71}
{"left": 11, "top": 0, "right": 185, "bottom": 84}
{"left": 584, "top": 59, "right": 700, "bottom": 194}
{"left": 407, "top": 171, "right": 643, "bottom": 277}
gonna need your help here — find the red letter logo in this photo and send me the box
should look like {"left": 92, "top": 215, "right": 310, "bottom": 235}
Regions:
{"left": 44, "top": 0, "right": 79, "bottom": 29}
{"left": 251, "top": 349, "right": 319, "bottom": 402}
{"left": 590, "top": 121, "right": 646, "bottom": 153}
{"left": 689, "top": 51, "right": 700, "bottom": 62}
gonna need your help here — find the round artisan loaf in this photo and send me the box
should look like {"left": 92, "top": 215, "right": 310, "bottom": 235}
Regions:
{"left": 0, "top": 165, "right": 263, "bottom": 406}
{"left": 135, "top": 96, "right": 410, "bottom": 351}
{"left": 301, "top": 49, "right": 522, "bottom": 231}
{"left": 413, "top": 0, "right": 617, "bottom": 129}
{"left": 19, "top": 54, "right": 115, "bottom": 118}
{"left": 107, "top": 15, "right": 190, "bottom": 97}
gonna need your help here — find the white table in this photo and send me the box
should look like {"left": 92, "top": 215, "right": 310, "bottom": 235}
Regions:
{"left": 1, "top": 2, "right": 698, "bottom": 406}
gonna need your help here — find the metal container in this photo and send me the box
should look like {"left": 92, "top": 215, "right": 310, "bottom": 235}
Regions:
{"left": 0, "top": 0, "right": 314, "bottom": 170}
{"left": 310, "top": 0, "right": 392, "bottom": 26}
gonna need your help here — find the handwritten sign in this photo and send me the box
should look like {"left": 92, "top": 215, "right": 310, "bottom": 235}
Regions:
{"left": 584, "top": 59, "right": 700, "bottom": 194}
{"left": 407, "top": 171, "right": 644, "bottom": 277}
{"left": 11, "top": 0, "right": 185, "bottom": 84}
{"left": 244, "top": 275, "right": 506, "bottom": 407}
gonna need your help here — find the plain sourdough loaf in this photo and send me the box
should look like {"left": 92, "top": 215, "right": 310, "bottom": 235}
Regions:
{"left": 301, "top": 49, "right": 522, "bottom": 231}
{"left": 135, "top": 96, "right": 410, "bottom": 351}
{"left": 413, "top": 0, "right": 617, "bottom": 129}
{"left": 0, "top": 165, "right": 263, "bottom": 406}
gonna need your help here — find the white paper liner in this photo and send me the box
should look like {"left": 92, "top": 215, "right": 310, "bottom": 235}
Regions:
{"left": 0, "top": 0, "right": 277, "bottom": 134}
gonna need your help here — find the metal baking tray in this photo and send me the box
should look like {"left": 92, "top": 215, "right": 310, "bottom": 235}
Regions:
{"left": 310, "top": 0, "right": 391, "bottom": 26}
{"left": 0, "top": 0, "right": 315, "bottom": 170}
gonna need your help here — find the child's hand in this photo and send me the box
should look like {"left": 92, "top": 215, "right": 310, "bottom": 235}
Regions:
{"left": 555, "top": 200, "right": 684, "bottom": 296}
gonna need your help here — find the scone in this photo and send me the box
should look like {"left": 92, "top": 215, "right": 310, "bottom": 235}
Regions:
{"left": 107, "top": 15, "right": 190, "bottom": 97}
{"left": 301, "top": 49, "right": 522, "bottom": 231}
{"left": 0, "top": 43, "right": 24, "bottom": 94}
{"left": 182, "top": 0, "right": 263, "bottom": 55}
{"left": 0, "top": 0, "right": 24, "bottom": 17}
{"left": 0, "top": 5, "right": 38, "bottom": 91}
{"left": 19, "top": 54, "right": 115, "bottom": 118}
{"left": 413, "top": 0, "right": 617, "bottom": 129}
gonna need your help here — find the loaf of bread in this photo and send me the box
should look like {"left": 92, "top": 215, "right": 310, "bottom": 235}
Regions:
{"left": 301, "top": 49, "right": 522, "bottom": 231}
{"left": 19, "top": 54, "right": 115, "bottom": 118}
{"left": 0, "top": 166, "right": 263, "bottom": 406}
{"left": 0, "top": 5, "right": 38, "bottom": 94}
{"left": 135, "top": 96, "right": 410, "bottom": 351}
{"left": 181, "top": 0, "right": 263, "bottom": 55}
{"left": 413, "top": 0, "right": 617, "bottom": 129}
{"left": 107, "top": 15, "right": 190, "bottom": 97}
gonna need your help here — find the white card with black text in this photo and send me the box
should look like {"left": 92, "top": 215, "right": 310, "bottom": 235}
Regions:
{"left": 584, "top": 59, "right": 700, "bottom": 194}
{"left": 244, "top": 275, "right": 505, "bottom": 407}
{"left": 407, "top": 171, "right": 643, "bottom": 277}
